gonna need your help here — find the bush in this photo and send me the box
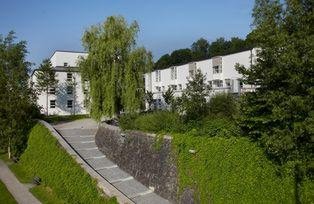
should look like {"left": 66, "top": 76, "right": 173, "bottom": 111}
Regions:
{"left": 173, "top": 134, "right": 301, "bottom": 203}
{"left": 208, "top": 93, "right": 238, "bottom": 118}
{"left": 119, "top": 111, "right": 184, "bottom": 133}
{"left": 12, "top": 123, "right": 116, "bottom": 204}
{"left": 194, "top": 116, "right": 240, "bottom": 138}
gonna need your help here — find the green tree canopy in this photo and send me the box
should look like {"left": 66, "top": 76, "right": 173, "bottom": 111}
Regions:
{"left": 0, "top": 31, "right": 38, "bottom": 158}
{"left": 153, "top": 36, "right": 252, "bottom": 70}
{"left": 191, "top": 38, "right": 210, "bottom": 61}
{"left": 79, "top": 16, "right": 153, "bottom": 119}
{"left": 180, "top": 70, "right": 210, "bottom": 121}
{"left": 170, "top": 48, "right": 193, "bottom": 66}
{"left": 236, "top": 0, "right": 314, "bottom": 166}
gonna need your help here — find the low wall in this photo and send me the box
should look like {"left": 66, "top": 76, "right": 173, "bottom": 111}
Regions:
{"left": 95, "top": 123, "right": 178, "bottom": 203}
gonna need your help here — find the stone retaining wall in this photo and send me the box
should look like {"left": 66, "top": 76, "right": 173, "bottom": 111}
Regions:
{"left": 95, "top": 123, "right": 178, "bottom": 203}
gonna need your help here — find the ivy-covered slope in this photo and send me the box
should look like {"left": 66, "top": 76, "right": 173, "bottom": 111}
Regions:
{"left": 173, "top": 134, "right": 313, "bottom": 204}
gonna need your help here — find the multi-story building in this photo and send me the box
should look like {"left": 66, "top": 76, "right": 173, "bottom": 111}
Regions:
{"left": 144, "top": 48, "right": 258, "bottom": 109}
{"left": 31, "top": 50, "right": 89, "bottom": 115}
{"left": 31, "top": 49, "right": 257, "bottom": 115}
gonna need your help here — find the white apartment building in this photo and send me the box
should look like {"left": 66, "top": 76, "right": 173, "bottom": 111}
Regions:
{"left": 31, "top": 49, "right": 257, "bottom": 115}
{"left": 144, "top": 48, "right": 258, "bottom": 109}
{"left": 31, "top": 51, "right": 89, "bottom": 116}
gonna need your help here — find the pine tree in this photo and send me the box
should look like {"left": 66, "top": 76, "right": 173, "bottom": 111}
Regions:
{"left": 35, "top": 59, "right": 58, "bottom": 115}
{"left": 180, "top": 70, "right": 210, "bottom": 121}
{"left": 236, "top": 0, "right": 314, "bottom": 166}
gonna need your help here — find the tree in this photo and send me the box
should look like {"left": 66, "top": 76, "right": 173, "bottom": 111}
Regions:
{"left": 236, "top": 0, "right": 313, "bottom": 174}
{"left": 162, "top": 87, "right": 174, "bottom": 108}
{"left": 79, "top": 16, "right": 153, "bottom": 119}
{"left": 208, "top": 93, "right": 238, "bottom": 118}
{"left": 170, "top": 48, "right": 192, "bottom": 65}
{"left": 180, "top": 70, "right": 210, "bottom": 121}
{"left": 0, "top": 31, "right": 38, "bottom": 158}
{"left": 154, "top": 54, "right": 171, "bottom": 70}
{"left": 144, "top": 91, "right": 154, "bottom": 110}
{"left": 191, "top": 38, "right": 210, "bottom": 60}
{"left": 35, "top": 59, "right": 58, "bottom": 115}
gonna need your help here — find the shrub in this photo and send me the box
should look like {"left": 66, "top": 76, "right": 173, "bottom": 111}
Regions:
{"left": 119, "top": 113, "right": 138, "bottom": 130}
{"left": 194, "top": 116, "right": 240, "bottom": 138}
{"left": 134, "top": 111, "right": 183, "bottom": 133}
{"left": 208, "top": 93, "right": 238, "bottom": 118}
{"left": 119, "top": 111, "right": 184, "bottom": 133}
{"left": 13, "top": 123, "right": 117, "bottom": 204}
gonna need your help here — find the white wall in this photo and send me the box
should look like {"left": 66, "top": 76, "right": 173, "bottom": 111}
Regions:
{"left": 50, "top": 51, "right": 88, "bottom": 67}
{"left": 32, "top": 71, "right": 88, "bottom": 116}
{"left": 145, "top": 49, "right": 257, "bottom": 108}
{"left": 32, "top": 51, "right": 89, "bottom": 115}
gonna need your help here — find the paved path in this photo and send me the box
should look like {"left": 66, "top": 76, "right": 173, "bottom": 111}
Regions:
{"left": 53, "top": 119, "right": 170, "bottom": 204}
{"left": 0, "top": 160, "right": 41, "bottom": 204}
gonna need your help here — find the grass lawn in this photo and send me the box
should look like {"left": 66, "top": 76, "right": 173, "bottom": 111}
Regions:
{"left": 11, "top": 123, "right": 116, "bottom": 204}
{"left": 0, "top": 180, "right": 17, "bottom": 204}
{"left": 30, "top": 185, "right": 66, "bottom": 204}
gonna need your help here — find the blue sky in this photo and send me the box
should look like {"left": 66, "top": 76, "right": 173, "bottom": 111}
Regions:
{"left": 0, "top": 0, "right": 254, "bottom": 67}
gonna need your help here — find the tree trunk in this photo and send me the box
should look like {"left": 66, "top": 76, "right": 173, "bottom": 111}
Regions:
{"left": 46, "top": 87, "right": 49, "bottom": 116}
{"left": 8, "top": 137, "right": 11, "bottom": 159}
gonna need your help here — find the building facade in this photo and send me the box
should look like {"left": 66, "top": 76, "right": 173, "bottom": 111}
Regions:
{"left": 31, "top": 51, "right": 89, "bottom": 116}
{"left": 31, "top": 49, "right": 257, "bottom": 115}
{"left": 144, "top": 48, "right": 258, "bottom": 109}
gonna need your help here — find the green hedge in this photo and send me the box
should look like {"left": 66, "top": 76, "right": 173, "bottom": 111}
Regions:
{"left": 13, "top": 123, "right": 116, "bottom": 204}
{"left": 173, "top": 134, "right": 313, "bottom": 204}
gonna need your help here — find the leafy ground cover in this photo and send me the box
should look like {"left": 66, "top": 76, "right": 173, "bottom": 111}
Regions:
{"left": 119, "top": 111, "right": 313, "bottom": 203}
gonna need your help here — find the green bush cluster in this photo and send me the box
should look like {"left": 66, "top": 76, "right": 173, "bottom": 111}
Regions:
{"left": 173, "top": 134, "right": 313, "bottom": 203}
{"left": 208, "top": 93, "right": 238, "bottom": 118}
{"left": 13, "top": 123, "right": 117, "bottom": 204}
{"left": 120, "top": 111, "right": 184, "bottom": 133}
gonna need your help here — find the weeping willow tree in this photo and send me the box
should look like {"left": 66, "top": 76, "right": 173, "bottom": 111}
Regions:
{"left": 79, "top": 16, "right": 153, "bottom": 120}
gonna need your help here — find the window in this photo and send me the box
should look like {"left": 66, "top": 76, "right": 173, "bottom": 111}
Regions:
{"left": 64, "top": 62, "right": 68, "bottom": 67}
{"left": 178, "top": 84, "right": 182, "bottom": 90}
{"left": 208, "top": 81, "right": 212, "bottom": 88}
{"left": 189, "top": 64, "right": 196, "bottom": 78}
{"left": 225, "top": 79, "right": 231, "bottom": 87}
{"left": 50, "top": 100, "right": 56, "bottom": 108}
{"left": 83, "top": 87, "right": 88, "bottom": 94}
{"left": 155, "top": 86, "right": 161, "bottom": 92}
{"left": 67, "top": 100, "right": 73, "bottom": 108}
{"left": 162, "top": 86, "right": 165, "bottom": 91}
{"left": 67, "top": 86, "right": 73, "bottom": 94}
{"left": 171, "top": 85, "right": 177, "bottom": 90}
{"left": 48, "top": 87, "right": 56, "bottom": 94}
{"left": 67, "top": 73, "right": 72, "bottom": 81}
{"left": 171, "top": 67, "right": 177, "bottom": 80}
{"left": 213, "top": 65, "right": 222, "bottom": 74}
{"left": 155, "top": 70, "right": 161, "bottom": 82}
{"left": 213, "top": 80, "right": 223, "bottom": 87}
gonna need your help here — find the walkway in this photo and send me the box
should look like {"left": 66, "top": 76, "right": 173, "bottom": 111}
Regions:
{"left": 0, "top": 160, "right": 41, "bottom": 204}
{"left": 52, "top": 119, "right": 169, "bottom": 204}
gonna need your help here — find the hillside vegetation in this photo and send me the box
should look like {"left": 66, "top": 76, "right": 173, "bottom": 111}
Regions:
{"left": 11, "top": 123, "right": 117, "bottom": 204}
{"left": 119, "top": 111, "right": 313, "bottom": 203}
